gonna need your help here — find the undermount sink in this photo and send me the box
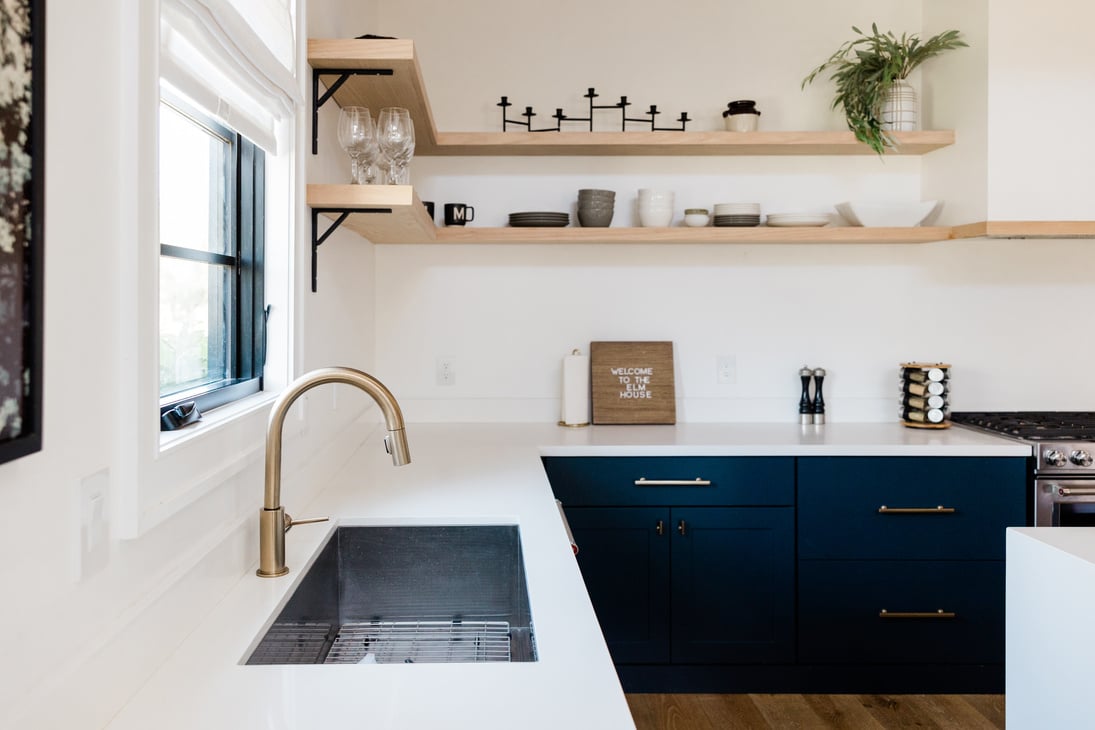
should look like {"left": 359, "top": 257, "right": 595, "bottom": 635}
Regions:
{"left": 244, "top": 525, "right": 537, "bottom": 665}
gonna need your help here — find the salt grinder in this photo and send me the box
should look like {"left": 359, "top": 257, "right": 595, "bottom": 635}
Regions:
{"left": 799, "top": 365, "right": 814, "bottom": 425}
{"left": 812, "top": 368, "right": 826, "bottom": 425}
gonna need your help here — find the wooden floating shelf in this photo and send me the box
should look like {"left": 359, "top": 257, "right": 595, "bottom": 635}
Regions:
{"left": 432, "top": 226, "right": 954, "bottom": 244}
{"left": 308, "top": 186, "right": 1095, "bottom": 245}
{"left": 307, "top": 39, "right": 954, "bottom": 157}
{"left": 430, "top": 130, "right": 954, "bottom": 157}
{"left": 951, "top": 220, "right": 1095, "bottom": 239}
{"left": 308, "top": 184, "right": 435, "bottom": 243}
{"left": 307, "top": 186, "right": 1095, "bottom": 246}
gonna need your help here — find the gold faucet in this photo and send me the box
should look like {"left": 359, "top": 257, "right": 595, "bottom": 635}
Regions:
{"left": 257, "top": 367, "right": 411, "bottom": 577}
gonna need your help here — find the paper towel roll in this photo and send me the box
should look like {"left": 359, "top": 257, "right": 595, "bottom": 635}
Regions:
{"left": 561, "top": 350, "right": 590, "bottom": 426}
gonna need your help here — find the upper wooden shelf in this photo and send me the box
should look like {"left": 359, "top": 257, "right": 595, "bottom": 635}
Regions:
{"left": 307, "top": 38, "right": 954, "bottom": 157}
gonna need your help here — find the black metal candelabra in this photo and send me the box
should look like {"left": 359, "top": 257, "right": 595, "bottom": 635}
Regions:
{"left": 499, "top": 88, "right": 690, "bottom": 132}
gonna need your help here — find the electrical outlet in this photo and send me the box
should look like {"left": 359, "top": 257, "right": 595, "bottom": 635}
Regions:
{"left": 716, "top": 355, "right": 737, "bottom": 385}
{"left": 436, "top": 358, "right": 455, "bottom": 386}
{"left": 79, "top": 469, "right": 110, "bottom": 579}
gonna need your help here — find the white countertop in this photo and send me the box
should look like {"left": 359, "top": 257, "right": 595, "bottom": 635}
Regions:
{"left": 106, "top": 422, "right": 1027, "bottom": 730}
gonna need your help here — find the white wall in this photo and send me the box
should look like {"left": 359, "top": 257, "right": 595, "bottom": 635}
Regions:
{"left": 986, "top": 0, "right": 1095, "bottom": 220}
{"left": 366, "top": 0, "right": 1095, "bottom": 423}
{"left": 0, "top": 0, "right": 378, "bottom": 727}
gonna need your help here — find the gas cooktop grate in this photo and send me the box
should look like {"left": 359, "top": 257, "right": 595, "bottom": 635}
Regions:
{"left": 950, "top": 411, "right": 1095, "bottom": 440}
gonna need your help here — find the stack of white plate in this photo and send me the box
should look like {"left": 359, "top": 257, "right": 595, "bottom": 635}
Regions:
{"left": 713, "top": 202, "right": 761, "bottom": 227}
{"left": 765, "top": 213, "right": 831, "bottom": 228}
{"left": 509, "top": 211, "right": 570, "bottom": 228}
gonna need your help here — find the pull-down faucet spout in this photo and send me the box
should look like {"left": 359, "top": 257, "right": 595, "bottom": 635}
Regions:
{"left": 257, "top": 367, "right": 411, "bottom": 577}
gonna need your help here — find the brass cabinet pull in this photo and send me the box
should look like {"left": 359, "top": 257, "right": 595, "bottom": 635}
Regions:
{"left": 655, "top": 520, "right": 665, "bottom": 536}
{"left": 879, "top": 609, "right": 956, "bottom": 619}
{"left": 634, "top": 477, "right": 712, "bottom": 487}
{"left": 877, "top": 505, "right": 955, "bottom": 514}
{"left": 677, "top": 519, "right": 687, "bottom": 536}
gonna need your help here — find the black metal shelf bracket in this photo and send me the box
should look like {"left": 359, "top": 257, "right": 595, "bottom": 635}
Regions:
{"left": 312, "top": 68, "right": 395, "bottom": 154}
{"left": 310, "top": 207, "right": 392, "bottom": 292}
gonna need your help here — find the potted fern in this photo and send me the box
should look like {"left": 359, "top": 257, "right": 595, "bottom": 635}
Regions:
{"left": 802, "top": 24, "right": 967, "bottom": 154}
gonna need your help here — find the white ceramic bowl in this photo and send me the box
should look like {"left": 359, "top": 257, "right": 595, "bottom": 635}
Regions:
{"left": 835, "top": 200, "right": 943, "bottom": 227}
{"left": 639, "top": 208, "right": 674, "bottom": 227}
{"left": 683, "top": 212, "right": 710, "bottom": 227}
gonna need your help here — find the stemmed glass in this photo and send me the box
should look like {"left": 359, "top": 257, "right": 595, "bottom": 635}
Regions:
{"left": 376, "top": 107, "right": 415, "bottom": 185}
{"left": 337, "top": 106, "right": 375, "bottom": 184}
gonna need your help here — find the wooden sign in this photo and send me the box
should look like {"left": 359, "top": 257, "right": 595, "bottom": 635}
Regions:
{"left": 590, "top": 341, "right": 676, "bottom": 424}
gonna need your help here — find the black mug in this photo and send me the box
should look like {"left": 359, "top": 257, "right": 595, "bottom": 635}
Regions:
{"left": 422, "top": 200, "right": 435, "bottom": 221}
{"left": 444, "top": 203, "right": 475, "bottom": 226}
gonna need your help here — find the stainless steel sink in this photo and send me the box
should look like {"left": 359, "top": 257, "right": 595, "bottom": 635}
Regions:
{"left": 245, "top": 525, "right": 537, "bottom": 665}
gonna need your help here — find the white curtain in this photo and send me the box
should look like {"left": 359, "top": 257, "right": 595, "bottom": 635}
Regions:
{"left": 160, "top": 0, "right": 301, "bottom": 152}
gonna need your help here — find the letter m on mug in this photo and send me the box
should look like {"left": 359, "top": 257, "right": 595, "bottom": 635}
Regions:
{"left": 590, "top": 341, "right": 676, "bottom": 424}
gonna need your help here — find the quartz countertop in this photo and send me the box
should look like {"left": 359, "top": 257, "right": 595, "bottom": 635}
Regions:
{"left": 106, "top": 422, "right": 1028, "bottom": 730}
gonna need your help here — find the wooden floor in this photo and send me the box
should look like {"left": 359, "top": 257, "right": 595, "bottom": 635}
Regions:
{"left": 626, "top": 694, "right": 1005, "bottom": 729}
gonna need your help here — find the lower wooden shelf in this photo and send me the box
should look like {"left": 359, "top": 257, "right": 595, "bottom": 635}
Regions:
{"left": 306, "top": 185, "right": 1095, "bottom": 246}
{"left": 433, "top": 226, "right": 952, "bottom": 244}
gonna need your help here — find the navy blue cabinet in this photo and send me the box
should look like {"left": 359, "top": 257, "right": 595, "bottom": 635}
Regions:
{"left": 545, "top": 454, "right": 1028, "bottom": 692}
{"left": 670, "top": 507, "right": 795, "bottom": 664}
{"left": 545, "top": 457, "right": 796, "bottom": 668}
{"left": 797, "top": 456, "right": 1028, "bottom": 670}
{"left": 563, "top": 507, "right": 671, "bottom": 664}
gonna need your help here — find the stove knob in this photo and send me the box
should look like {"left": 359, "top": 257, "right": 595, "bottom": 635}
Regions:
{"left": 1044, "top": 449, "right": 1068, "bottom": 467}
{"left": 1070, "top": 450, "right": 1093, "bottom": 467}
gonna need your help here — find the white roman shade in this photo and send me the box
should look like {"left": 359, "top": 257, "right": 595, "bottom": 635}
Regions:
{"left": 160, "top": 0, "right": 302, "bottom": 152}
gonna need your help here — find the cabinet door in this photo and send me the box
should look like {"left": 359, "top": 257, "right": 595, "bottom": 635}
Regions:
{"left": 670, "top": 507, "right": 795, "bottom": 664}
{"left": 564, "top": 506, "right": 671, "bottom": 664}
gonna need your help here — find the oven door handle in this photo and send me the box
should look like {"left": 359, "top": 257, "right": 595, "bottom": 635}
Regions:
{"left": 1057, "top": 486, "right": 1095, "bottom": 497}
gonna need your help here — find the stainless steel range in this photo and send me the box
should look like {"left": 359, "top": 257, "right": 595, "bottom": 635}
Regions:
{"left": 950, "top": 412, "right": 1095, "bottom": 527}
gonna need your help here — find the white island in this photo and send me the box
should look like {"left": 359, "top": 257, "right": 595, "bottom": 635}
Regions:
{"left": 1007, "top": 527, "right": 1095, "bottom": 730}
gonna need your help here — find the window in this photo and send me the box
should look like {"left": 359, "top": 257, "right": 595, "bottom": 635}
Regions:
{"left": 158, "top": 97, "right": 266, "bottom": 426}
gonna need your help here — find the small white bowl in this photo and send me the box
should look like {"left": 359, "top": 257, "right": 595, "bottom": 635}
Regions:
{"left": 683, "top": 209, "right": 710, "bottom": 227}
{"left": 835, "top": 200, "right": 943, "bottom": 227}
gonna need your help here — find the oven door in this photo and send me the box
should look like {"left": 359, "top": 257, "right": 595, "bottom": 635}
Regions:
{"left": 1036, "top": 479, "right": 1095, "bottom": 526}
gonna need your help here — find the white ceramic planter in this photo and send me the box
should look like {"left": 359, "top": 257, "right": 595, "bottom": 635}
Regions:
{"left": 880, "top": 80, "right": 918, "bottom": 132}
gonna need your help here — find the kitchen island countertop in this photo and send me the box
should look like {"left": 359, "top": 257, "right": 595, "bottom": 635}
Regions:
{"left": 106, "top": 422, "right": 1028, "bottom": 730}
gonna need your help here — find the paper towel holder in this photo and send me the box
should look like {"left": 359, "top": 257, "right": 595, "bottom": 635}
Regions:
{"left": 559, "top": 347, "right": 591, "bottom": 428}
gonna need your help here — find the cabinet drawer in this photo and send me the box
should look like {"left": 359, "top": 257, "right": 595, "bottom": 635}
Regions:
{"left": 798, "top": 457, "right": 1028, "bottom": 559}
{"left": 798, "top": 560, "right": 1004, "bottom": 665}
{"left": 543, "top": 457, "right": 793, "bottom": 507}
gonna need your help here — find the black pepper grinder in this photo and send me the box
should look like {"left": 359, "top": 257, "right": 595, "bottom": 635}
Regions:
{"left": 812, "top": 367, "right": 826, "bottom": 425}
{"left": 799, "top": 365, "right": 814, "bottom": 425}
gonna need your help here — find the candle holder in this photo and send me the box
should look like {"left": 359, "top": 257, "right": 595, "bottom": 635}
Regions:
{"left": 500, "top": 88, "right": 690, "bottom": 132}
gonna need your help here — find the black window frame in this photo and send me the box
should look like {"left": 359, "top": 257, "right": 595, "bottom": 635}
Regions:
{"left": 158, "top": 97, "right": 266, "bottom": 426}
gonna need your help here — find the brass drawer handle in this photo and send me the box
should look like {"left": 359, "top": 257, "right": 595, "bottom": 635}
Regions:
{"left": 634, "top": 477, "right": 712, "bottom": 487}
{"left": 879, "top": 609, "right": 956, "bottom": 619}
{"left": 877, "top": 505, "right": 955, "bottom": 514}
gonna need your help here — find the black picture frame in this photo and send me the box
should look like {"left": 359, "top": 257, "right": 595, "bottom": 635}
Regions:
{"left": 0, "top": 0, "right": 44, "bottom": 465}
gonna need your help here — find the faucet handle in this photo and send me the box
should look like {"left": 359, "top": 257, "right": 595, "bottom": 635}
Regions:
{"left": 283, "top": 513, "right": 330, "bottom": 533}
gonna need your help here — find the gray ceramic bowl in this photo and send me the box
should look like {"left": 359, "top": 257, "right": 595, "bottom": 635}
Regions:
{"left": 578, "top": 208, "right": 614, "bottom": 227}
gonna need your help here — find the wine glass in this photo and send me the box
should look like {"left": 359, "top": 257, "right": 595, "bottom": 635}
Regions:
{"left": 337, "top": 106, "right": 375, "bottom": 184}
{"left": 376, "top": 107, "right": 415, "bottom": 185}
